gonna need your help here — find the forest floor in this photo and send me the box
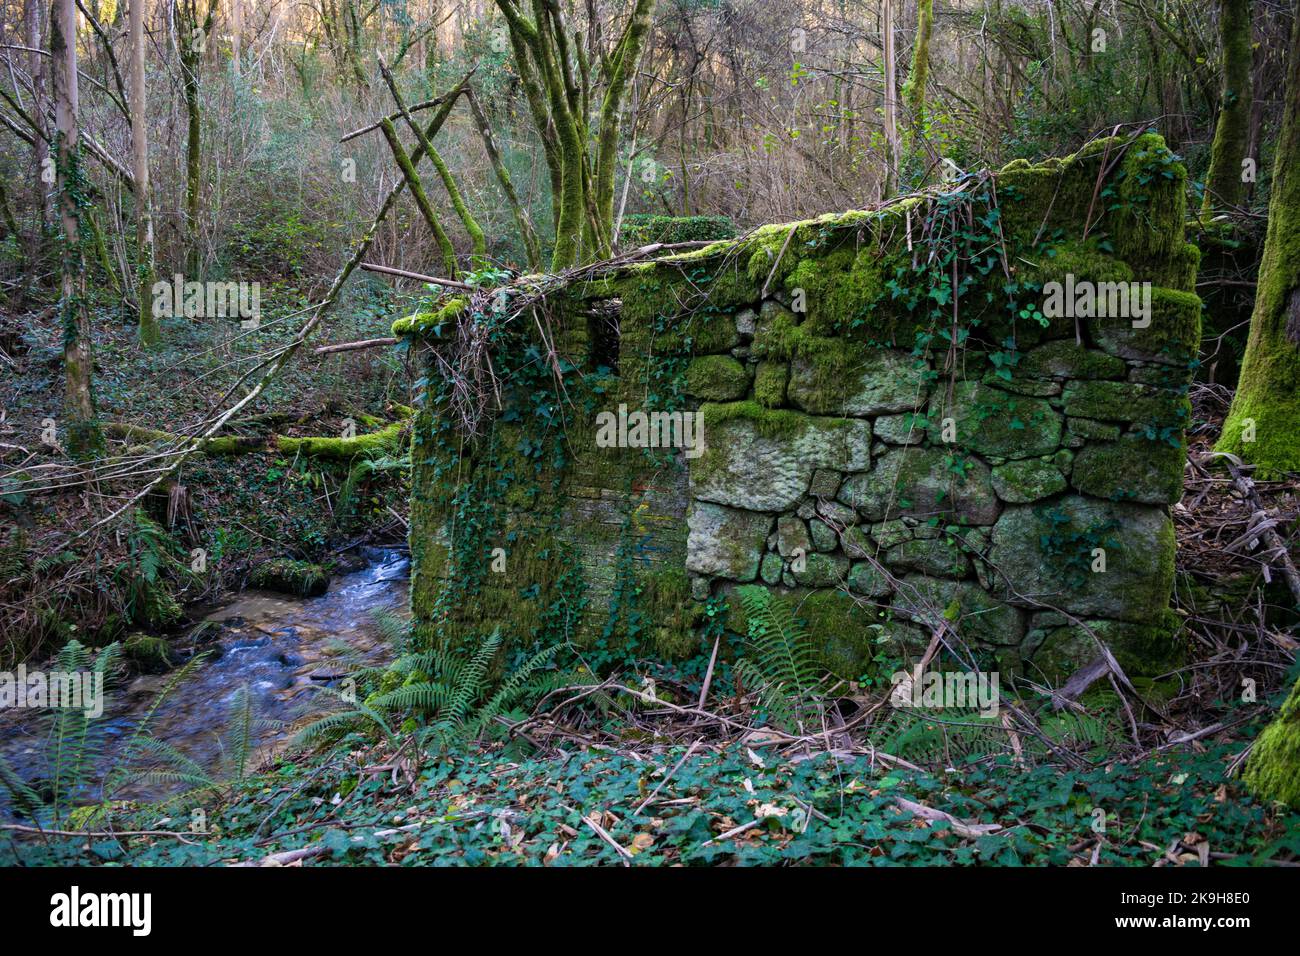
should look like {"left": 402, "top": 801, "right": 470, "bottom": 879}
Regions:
{"left": 3, "top": 298, "right": 1300, "bottom": 866}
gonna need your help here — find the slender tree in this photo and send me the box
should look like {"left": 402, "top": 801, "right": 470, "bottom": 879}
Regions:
{"left": 1216, "top": 1, "right": 1300, "bottom": 477}
{"left": 1202, "top": 0, "right": 1254, "bottom": 213}
{"left": 178, "top": 0, "right": 217, "bottom": 275}
{"left": 52, "top": 0, "right": 101, "bottom": 454}
{"left": 26, "top": 0, "right": 48, "bottom": 259}
{"left": 131, "top": 0, "right": 158, "bottom": 345}
{"left": 881, "top": 0, "right": 899, "bottom": 199}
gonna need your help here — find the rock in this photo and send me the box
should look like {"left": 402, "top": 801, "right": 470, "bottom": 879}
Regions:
{"left": 759, "top": 552, "right": 784, "bottom": 585}
{"left": 1070, "top": 434, "right": 1184, "bottom": 504}
{"left": 808, "top": 468, "right": 841, "bottom": 499}
{"left": 1066, "top": 418, "right": 1118, "bottom": 444}
{"left": 685, "top": 502, "right": 772, "bottom": 580}
{"left": 809, "top": 519, "right": 838, "bottom": 552}
{"left": 691, "top": 407, "right": 871, "bottom": 511}
{"left": 685, "top": 355, "right": 749, "bottom": 401}
{"left": 837, "top": 446, "right": 1000, "bottom": 525}
{"left": 815, "top": 500, "right": 857, "bottom": 527}
{"left": 893, "top": 576, "right": 1025, "bottom": 646}
{"left": 870, "top": 518, "right": 938, "bottom": 550}
{"left": 987, "top": 496, "right": 1175, "bottom": 622}
{"left": 1061, "top": 379, "right": 1188, "bottom": 427}
{"left": 991, "top": 458, "right": 1068, "bottom": 503}
{"left": 690, "top": 575, "right": 712, "bottom": 601}
{"left": 884, "top": 536, "right": 970, "bottom": 578}
{"left": 776, "top": 515, "right": 811, "bottom": 557}
{"left": 873, "top": 413, "right": 926, "bottom": 445}
{"left": 1085, "top": 287, "right": 1201, "bottom": 366}
{"left": 841, "top": 525, "right": 874, "bottom": 559}
{"left": 735, "top": 308, "right": 757, "bottom": 337}
{"left": 927, "top": 381, "right": 1062, "bottom": 458}
{"left": 983, "top": 374, "right": 1061, "bottom": 397}
{"left": 788, "top": 349, "right": 929, "bottom": 416}
{"left": 250, "top": 559, "right": 330, "bottom": 597}
{"left": 1026, "top": 614, "right": 1181, "bottom": 679}
{"left": 848, "top": 561, "right": 893, "bottom": 598}
{"left": 792, "top": 552, "right": 850, "bottom": 587}
{"left": 1019, "top": 339, "right": 1127, "bottom": 380}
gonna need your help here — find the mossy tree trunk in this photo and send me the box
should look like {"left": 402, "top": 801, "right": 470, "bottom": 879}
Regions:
{"left": 52, "top": 0, "right": 101, "bottom": 455}
{"left": 131, "top": 0, "right": 158, "bottom": 346}
{"left": 1202, "top": 0, "right": 1253, "bottom": 213}
{"left": 901, "top": 0, "right": 933, "bottom": 133}
{"left": 492, "top": 0, "right": 655, "bottom": 270}
{"left": 1216, "top": 2, "right": 1300, "bottom": 478}
{"left": 179, "top": 1, "right": 217, "bottom": 277}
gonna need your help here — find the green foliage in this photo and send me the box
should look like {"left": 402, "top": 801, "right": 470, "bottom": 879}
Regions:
{"left": 733, "top": 585, "right": 823, "bottom": 733}
{"left": 295, "top": 619, "right": 573, "bottom": 754}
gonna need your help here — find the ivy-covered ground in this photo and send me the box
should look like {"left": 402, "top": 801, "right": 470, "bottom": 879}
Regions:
{"left": 8, "top": 730, "right": 1299, "bottom": 867}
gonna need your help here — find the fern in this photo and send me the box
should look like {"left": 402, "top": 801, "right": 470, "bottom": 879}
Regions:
{"left": 735, "top": 586, "right": 824, "bottom": 733}
{"left": 873, "top": 706, "right": 1007, "bottom": 765}
{"left": 295, "top": 624, "right": 569, "bottom": 754}
{"left": 338, "top": 452, "right": 409, "bottom": 519}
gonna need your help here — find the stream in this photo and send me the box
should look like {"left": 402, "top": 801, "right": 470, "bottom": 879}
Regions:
{"left": 0, "top": 547, "right": 408, "bottom": 819}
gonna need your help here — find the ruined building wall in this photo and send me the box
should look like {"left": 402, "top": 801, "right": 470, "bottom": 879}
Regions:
{"left": 399, "top": 134, "right": 1201, "bottom": 680}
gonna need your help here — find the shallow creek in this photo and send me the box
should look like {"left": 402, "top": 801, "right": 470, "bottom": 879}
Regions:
{"left": 0, "top": 548, "right": 408, "bottom": 816}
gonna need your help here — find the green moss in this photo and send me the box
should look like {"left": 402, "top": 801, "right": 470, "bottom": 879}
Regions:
{"left": 991, "top": 458, "right": 1067, "bottom": 503}
{"left": 1087, "top": 287, "right": 1202, "bottom": 365}
{"left": 685, "top": 354, "right": 749, "bottom": 401}
{"left": 1244, "top": 675, "right": 1300, "bottom": 809}
{"left": 753, "top": 361, "right": 789, "bottom": 408}
{"left": 1071, "top": 434, "right": 1184, "bottom": 504}
{"left": 391, "top": 296, "right": 468, "bottom": 337}
{"left": 278, "top": 421, "right": 407, "bottom": 460}
{"left": 1216, "top": 18, "right": 1300, "bottom": 479}
{"left": 700, "top": 400, "right": 814, "bottom": 441}
{"left": 1061, "top": 379, "right": 1190, "bottom": 427}
{"left": 250, "top": 558, "right": 330, "bottom": 597}
{"left": 1018, "top": 339, "right": 1127, "bottom": 380}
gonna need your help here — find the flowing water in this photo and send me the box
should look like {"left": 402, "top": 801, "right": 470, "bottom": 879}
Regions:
{"left": 0, "top": 548, "right": 408, "bottom": 818}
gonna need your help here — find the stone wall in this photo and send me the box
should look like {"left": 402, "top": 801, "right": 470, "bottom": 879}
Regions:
{"left": 400, "top": 134, "right": 1201, "bottom": 681}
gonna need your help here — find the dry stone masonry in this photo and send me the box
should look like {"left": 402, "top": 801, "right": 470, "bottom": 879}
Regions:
{"left": 399, "top": 133, "right": 1201, "bottom": 682}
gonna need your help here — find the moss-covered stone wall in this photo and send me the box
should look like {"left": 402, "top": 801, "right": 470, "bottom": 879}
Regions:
{"left": 399, "top": 134, "right": 1201, "bottom": 682}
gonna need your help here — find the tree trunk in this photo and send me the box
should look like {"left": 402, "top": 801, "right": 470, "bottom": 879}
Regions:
{"left": 131, "top": 0, "right": 158, "bottom": 345}
{"left": 902, "top": 0, "right": 933, "bottom": 130}
{"left": 493, "top": 0, "right": 655, "bottom": 269}
{"left": 52, "top": 0, "right": 101, "bottom": 455}
{"left": 181, "top": 2, "right": 216, "bottom": 276}
{"left": 1216, "top": 2, "right": 1300, "bottom": 477}
{"left": 1202, "top": 0, "right": 1253, "bottom": 213}
{"left": 26, "top": 0, "right": 48, "bottom": 270}
{"left": 881, "top": 0, "right": 899, "bottom": 200}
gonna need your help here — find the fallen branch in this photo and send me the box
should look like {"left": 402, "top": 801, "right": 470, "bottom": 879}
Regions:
{"left": 314, "top": 336, "right": 398, "bottom": 355}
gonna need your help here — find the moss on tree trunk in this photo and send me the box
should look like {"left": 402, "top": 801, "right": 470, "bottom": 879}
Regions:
{"left": 1245, "top": 674, "right": 1300, "bottom": 808}
{"left": 1203, "top": 0, "right": 1254, "bottom": 213}
{"left": 1216, "top": 2, "right": 1300, "bottom": 477}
